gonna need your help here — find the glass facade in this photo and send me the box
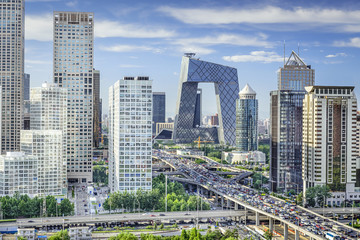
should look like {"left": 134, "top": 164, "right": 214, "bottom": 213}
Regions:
{"left": 53, "top": 12, "right": 94, "bottom": 183}
{"left": 152, "top": 92, "right": 165, "bottom": 134}
{"left": 109, "top": 77, "right": 152, "bottom": 192}
{"left": 173, "top": 56, "right": 239, "bottom": 145}
{"left": 0, "top": 0, "right": 24, "bottom": 154}
{"left": 236, "top": 84, "right": 258, "bottom": 151}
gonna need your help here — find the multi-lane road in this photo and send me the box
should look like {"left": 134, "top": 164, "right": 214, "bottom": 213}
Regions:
{"left": 154, "top": 149, "right": 360, "bottom": 240}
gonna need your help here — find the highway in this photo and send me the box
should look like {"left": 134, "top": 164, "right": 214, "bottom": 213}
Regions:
{"left": 154, "top": 149, "right": 360, "bottom": 240}
{"left": 6, "top": 210, "right": 243, "bottom": 228}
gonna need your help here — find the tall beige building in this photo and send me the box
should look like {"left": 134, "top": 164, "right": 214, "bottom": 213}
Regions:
{"left": 53, "top": 12, "right": 94, "bottom": 183}
{"left": 0, "top": 0, "right": 24, "bottom": 153}
{"left": 302, "top": 86, "right": 358, "bottom": 206}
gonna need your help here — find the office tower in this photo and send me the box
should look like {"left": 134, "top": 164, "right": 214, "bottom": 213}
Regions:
{"left": 0, "top": 0, "right": 24, "bottom": 154}
{"left": 20, "top": 130, "right": 64, "bottom": 196}
{"left": 24, "top": 73, "right": 30, "bottom": 101}
{"left": 93, "top": 70, "right": 101, "bottom": 148}
{"left": 30, "top": 83, "right": 67, "bottom": 131}
{"left": 23, "top": 100, "right": 30, "bottom": 130}
{"left": 0, "top": 152, "right": 38, "bottom": 197}
{"left": 194, "top": 89, "right": 202, "bottom": 127}
{"left": 21, "top": 83, "right": 68, "bottom": 195}
{"left": 356, "top": 112, "right": 360, "bottom": 189}
{"left": 53, "top": 12, "right": 94, "bottom": 183}
{"left": 302, "top": 86, "right": 358, "bottom": 205}
{"left": 109, "top": 76, "right": 152, "bottom": 192}
{"left": 278, "top": 51, "right": 315, "bottom": 91}
{"left": 270, "top": 51, "right": 314, "bottom": 193}
{"left": 236, "top": 84, "right": 258, "bottom": 151}
{"left": 152, "top": 92, "right": 166, "bottom": 134}
{"left": 173, "top": 54, "right": 239, "bottom": 145}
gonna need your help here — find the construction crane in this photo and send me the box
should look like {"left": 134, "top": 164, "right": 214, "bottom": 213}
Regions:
{"left": 193, "top": 136, "right": 214, "bottom": 149}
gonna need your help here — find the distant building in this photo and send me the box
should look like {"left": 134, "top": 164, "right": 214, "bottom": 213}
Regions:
{"left": 236, "top": 84, "right": 258, "bottom": 151}
{"left": 153, "top": 92, "right": 166, "bottom": 134}
{"left": 23, "top": 100, "right": 30, "bottom": 130}
{"left": 222, "top": 151, "right": 266, "bottom": 165}
{"left": 69, "top": 227, "right": 92, "bottom": 240}
{"left": 17, "top": 228, "right": 36, "bottom": 240}
{"left": 270, "top": 51, "right": 314, "bottom": 193}
{"left": 24, "top": 73, "right": 30, "bottom": 101}
{"left": 109, "top": 76, "right": 152, "bottom": 192}
{"left": 303, "top": 86, "right": 358, "bottom": 206}
{"left": 0, "top": 152, "right": 38, "bottom": 197}
{"left": 156, "top": 122, "right": 174, "bottom": 136}
{"left": 210, "top": 113, "right": 219, "bottom": 126}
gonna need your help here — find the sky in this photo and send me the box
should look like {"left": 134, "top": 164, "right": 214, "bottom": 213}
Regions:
{"left": 24, "top": 0, "right": 360, "bottom": 119}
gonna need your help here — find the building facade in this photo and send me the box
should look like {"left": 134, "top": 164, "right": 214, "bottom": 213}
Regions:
{"left": 20, "top": 130, "right": 64, "bottom": 196}
{"left": 0, "top": 0, "right": 24, "bottom": 154}
{"left": 302, "top": 86, "right": 358, "bottom": 206}
{"left": 270, "top": 51, "right": 315, "bottom": 193}
{"left": 236, "top": 84, "right": 258, "bottom": 151}
{"left": 53, "top": 12, "right": 94, "bottom": 183}
{"left": 173, "top": 55, "right": 239, "bottom": 145}
{"left": 0, "top": 152, "right": 38, "bottom": 197}
{"left": 109, "top": 77, "right": 152, "bottom": 192}
{"left": 152, "top": 92, "right": 165, "bottom": 134}
{"left": 93, "top": 70, "right": 101, "bottom": 148}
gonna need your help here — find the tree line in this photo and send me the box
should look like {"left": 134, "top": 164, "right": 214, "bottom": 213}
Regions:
{"left": 0, "top": 193, "right": 74, "bottom": 219}
{"left": 103, "top": 174, "right": 210, "bottom": 212}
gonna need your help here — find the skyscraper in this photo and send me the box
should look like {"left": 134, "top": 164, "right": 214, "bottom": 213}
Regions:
{"left": 53, "top": 12, "right": 94, "bottom": 183}
{"left": 20, "top": 83, "right": 67, "bottom": 196}
{"left": 24, "top": 73, "right": 30, "bottom": 101}
{"left": 270, "top": 51, "right": 315, "bottom": 193}
{"left": 302, "top": 86, "right": 358, "bottom": 206}
{"left": 194, "top": 89, "right": 202, "bottom": 127}
{"left": 0, "top": 0, "right": 24, "bottom": 153}
{"left": 109, "top": 76, "right": 152, "bottom": 192}
{"left": 152, "top": 92, "right": 165, "bottom": 134}
{"left": 236, "top": 84, "right": 258, "bottom": 151}
{"left": 173, "top": 55, "right": 239, "bottom": 145}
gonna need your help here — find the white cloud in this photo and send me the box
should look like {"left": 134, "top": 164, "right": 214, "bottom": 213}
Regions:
{"left": 25, "top": 14, "right": 52, "bottom": 41}
{"left": 334, "top": 38, "right": 360, "bottom": 48}
{"left": 325, "top": 53, "right": 347, "bottom": 58}
{"left": 158, "top": 6, "right": 360, "bottom": 32}
{"left": 100, "top": 45, "right": 156, "bottom": 53}
{"left": 175, "top": 33, "right": 272, "bottom": 48}
{"left": 66, "top": 1, "right": 78, "bottom": 7}
{"left": 223, "top": 51, "right": 283, "bottom": 63}
{"left": 95, "top": 20, "right": 175, "bottom": 38}
{"left": 178, "top": 45, "right": 215, "bottom": 55}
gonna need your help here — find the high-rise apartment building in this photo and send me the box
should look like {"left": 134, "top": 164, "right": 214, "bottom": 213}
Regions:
{"left": 109, "top": 76, "right": 152, "bottom": 192}
{"left": 236, "top": 84, "right": 258, "bottom": 151}
{"left": 0, "top": 0, "right": 24, "bottom": 153}
{"left": 302, "top": 86, "right": 358, "bottom": 205}
{"left": 270, "top": 51, "right": 315, "bottom": 193}
{"left": 53, "top": 12, "right": 94, "bottom": 183}
{"left": 152, "top": 92, "right": 165, "bottom": 134}
{"left": 24, "top": 73, "right": 30, "bottom": 101}
{"left": 93, "top": 70, "right": 101, "bottom": 148}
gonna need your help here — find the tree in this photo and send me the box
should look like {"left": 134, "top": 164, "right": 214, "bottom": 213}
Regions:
{"left": 296, "top": 192, "right": 303, "bottom": 205}
{"left": 48, "top": 230, "right": 70, "bottom": 240}
{"left": 60, "top": 198, "right": 74, "bottom": 216}
{"left": 305, "top": 187, "right": 316, "bottom": 207}
{"left": 264, "top": 229, "right": 273, "bottom": 240}
{"left": 110, "top": 232, "right": 137, "bottom": 240}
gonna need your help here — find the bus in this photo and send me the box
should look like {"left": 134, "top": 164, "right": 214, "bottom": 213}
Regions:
{"left": 325, "top": 232, "right": 341, "bottom": 240}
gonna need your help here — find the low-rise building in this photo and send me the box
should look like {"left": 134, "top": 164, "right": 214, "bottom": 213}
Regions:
{"left": 69, "top": 227, "right": 92, "bottom": 240}
{"left": 222, "top": 151, "right": 266, "bottom": 165}
{"left": 176, "top": 149, "right": 204, "bottom": 156}
{"left": 17, "top": 228, "right": 35, "bottom": 240}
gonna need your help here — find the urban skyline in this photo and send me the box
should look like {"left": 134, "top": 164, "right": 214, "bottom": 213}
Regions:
{"left": 24, "top": 0, "right": 360, "bottom": 119}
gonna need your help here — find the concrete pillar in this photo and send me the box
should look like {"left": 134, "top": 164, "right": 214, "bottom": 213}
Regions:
{"left": 255, "top": 212, "right": 259, "bottom": 226}
{"left": 221, "top": 196, "right": 224, "bottom": 210}
{"left": 284, "top": 223, "right": 288, "bottom": 240}
{"left": 215, "top": 193, "right": 218, "bottom": 206}
{"left": 244, "top": 207, "right": 247, "bottom": 225}
{"left": 295, "top": 229, "right": 300, "bottom": 240}
{"left": 235, "top": 203, "right": 238, "bottom": 210}
{"left": 269, "top": 217, "right": 273, "bottom": 233}
{"left": 227, "top": 199, "right": 230, "bottom": 209}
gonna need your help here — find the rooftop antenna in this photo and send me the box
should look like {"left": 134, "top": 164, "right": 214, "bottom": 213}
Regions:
{"left": 283, "top": 40, "right": 285, "bottom": 65}
{"left": 298, "top": 42, "right": 300, "bottom": 56}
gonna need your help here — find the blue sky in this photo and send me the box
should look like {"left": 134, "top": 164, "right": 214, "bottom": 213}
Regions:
{"left": 25, "top": 0, "right": 360, "bottom": 119}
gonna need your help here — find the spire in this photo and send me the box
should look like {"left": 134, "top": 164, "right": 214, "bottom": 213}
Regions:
{"left": 239, "top": 84, "right": 256, "bottom": 99}
{"left": 285, "top": 50, "right": 307, "bottom": 67}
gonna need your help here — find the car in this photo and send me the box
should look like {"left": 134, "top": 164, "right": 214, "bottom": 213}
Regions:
{"left": 159, "top": 214, "right": 165, "bottom": 216}
{"left": 185, "top": 213, "right": 190, "bottom": 215}
{"left": 150, "top": 215, "right": 156, "bottom": 217}
{"left": 28, "top": 220, "right": 34, "bottom": 223}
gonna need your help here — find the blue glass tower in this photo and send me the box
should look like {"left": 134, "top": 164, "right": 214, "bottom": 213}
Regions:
{"left": 236, "top": 84, "right": 258, "bottom": 151}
